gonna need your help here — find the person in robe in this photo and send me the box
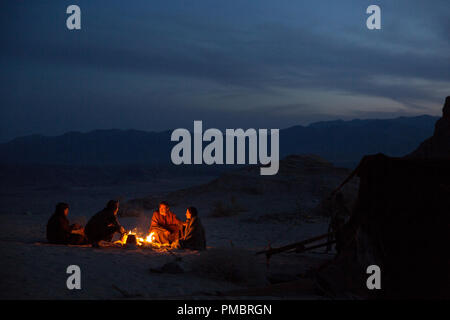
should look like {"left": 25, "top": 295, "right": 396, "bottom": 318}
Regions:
{"left": 85, "top": 200, "right": 126, "bottom": 247}
{"left": 178, "top": 206, "right": 206, "bottom": 250}
{"left": 46, "top": 202, "right": 87, "bottom": 245}
{"left": 148, "top": 201, "right": 183, "bottom": 244}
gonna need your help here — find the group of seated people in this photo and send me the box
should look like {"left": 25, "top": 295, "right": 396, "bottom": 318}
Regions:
{"left": 46, "top": 200, "right": 206, "bottom": 250}
{"left": 150, "top": 201, "right": 206, "bottom": 250}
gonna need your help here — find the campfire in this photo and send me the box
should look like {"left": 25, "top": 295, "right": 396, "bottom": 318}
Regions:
{"left": 114, "top": 230, "right": 170, "bottom": 248}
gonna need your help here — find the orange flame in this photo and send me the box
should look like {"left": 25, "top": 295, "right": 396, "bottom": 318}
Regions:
{"left": 115, "top": 230, "right": 163, "bottom": 248}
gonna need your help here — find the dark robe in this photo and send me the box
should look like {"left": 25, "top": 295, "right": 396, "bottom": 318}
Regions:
{"left": 149, "top": 210, "right": 183, "bottom": 244}
{"left": 179, "top": 216, "right": 206, "bottom": 250}
{"left": 85, "top": 207, "right": 124, "bottom": 244}
{"left": 46, "top": 212, "right": 87, "bottom": 245}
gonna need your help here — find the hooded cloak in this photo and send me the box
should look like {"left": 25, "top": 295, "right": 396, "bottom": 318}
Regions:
{"left": 179, "top": 208, "right": 206, "bottom": 250}
{"left": 85, "top": 200, "right": 124, "bottom": 243}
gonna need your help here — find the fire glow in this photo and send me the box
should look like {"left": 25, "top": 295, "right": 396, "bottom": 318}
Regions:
{"left": 115, "top": 230, "right": 168, "bottom": 248}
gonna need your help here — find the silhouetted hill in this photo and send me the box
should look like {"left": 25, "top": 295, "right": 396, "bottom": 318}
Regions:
{"left": 0, "top": 129, "right": 172, "bottom": 165}
{"left": 0, "top": 115, "right": 438, "bottom": 168}
{"left": 281, "top": 115, "right": 437, "bottom": 167}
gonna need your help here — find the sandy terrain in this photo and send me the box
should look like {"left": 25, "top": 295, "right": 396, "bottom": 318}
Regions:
{"left": 0, "top": 211, "right": 331, "bottom": 299}
{"left": 0, "top": 157, "right": 345, "bottom": 299}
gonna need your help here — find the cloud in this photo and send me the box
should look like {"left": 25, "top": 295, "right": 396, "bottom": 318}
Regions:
{"left": 0, "top": 0, "right": 448, "bottom": 141}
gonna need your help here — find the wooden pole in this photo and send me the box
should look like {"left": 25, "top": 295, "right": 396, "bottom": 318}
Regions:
{"left": 256, "top": 232, "right": 333, "bottom": 258}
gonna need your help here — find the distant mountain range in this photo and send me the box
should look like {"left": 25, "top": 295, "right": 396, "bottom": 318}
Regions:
{"left": 0, "top": 115, "right": 438, "bottom": 168}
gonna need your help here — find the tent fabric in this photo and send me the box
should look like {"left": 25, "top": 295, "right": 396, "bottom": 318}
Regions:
{"left": 317, "top": 153, "right": 450, "bottom": 299}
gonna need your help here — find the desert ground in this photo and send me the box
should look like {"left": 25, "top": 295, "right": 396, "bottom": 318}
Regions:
{"left": 0, "top": 157, "right": 350, "bottom": 299}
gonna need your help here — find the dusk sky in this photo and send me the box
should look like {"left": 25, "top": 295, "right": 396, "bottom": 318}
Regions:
{"left": 1, "top": 0, "right": 449, "bottom": 142}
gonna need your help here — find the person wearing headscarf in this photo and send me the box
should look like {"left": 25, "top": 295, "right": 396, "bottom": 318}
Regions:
{"left": 46, "top": 202, "right": 87, "bottom": 245}
{"left": 85, "top": 200, "right": 126, "bottom": 247}
{"left": 178, "top": 207, "right": 206, "bottom": 250}
{"left": 149, "top": 201, "right": 183, "bottom": 244}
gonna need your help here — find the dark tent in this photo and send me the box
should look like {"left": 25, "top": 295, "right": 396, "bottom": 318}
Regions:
{"left": 317, "top": 153, "right": 450, "bottom": 299}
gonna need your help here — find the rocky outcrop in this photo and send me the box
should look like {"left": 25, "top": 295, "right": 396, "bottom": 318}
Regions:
{"left": 406, "top": 96, "right": 450, "bottom": 159}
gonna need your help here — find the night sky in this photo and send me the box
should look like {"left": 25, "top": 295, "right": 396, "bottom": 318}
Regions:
{"left": 1, "top": 0, "right": 449, "bottom": 142}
